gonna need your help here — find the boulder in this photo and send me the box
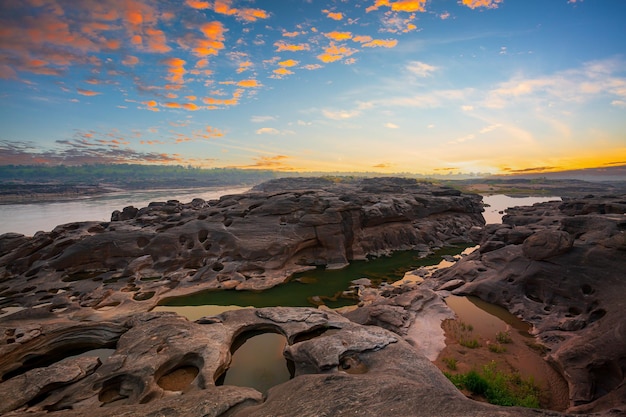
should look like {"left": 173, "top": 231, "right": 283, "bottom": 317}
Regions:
{"left": 522, "top": 230, "right": 574, "bottom": 260}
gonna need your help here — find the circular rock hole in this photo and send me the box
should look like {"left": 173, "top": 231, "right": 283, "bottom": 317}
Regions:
{"left": 136, "top": 237, "right": 150, "bottom": 248}
{"left": 157, "top": 366, "right": 199, "bottom": 391}
{"left": 133, "top": 291, "right": 155, "bottom": 301}
{"left": 98, "top": 374, "right": 143, "bottom": 405}
{"left": 567, "top": 306, "right": 582, "bottom": 316}
{"left": 217, "top": 330, "right": 293, "bottom": 394}
{"left": 589, "top": 308, "right": 606, "bottom": 324}
{"left": 339, "top": 353, "right": 368, "bottom": 374}
{"left": 581, "top": 284, "right": 594, "bottom": 295}
{"left": 198, "top": 229, "right": 209, "bottom": 243}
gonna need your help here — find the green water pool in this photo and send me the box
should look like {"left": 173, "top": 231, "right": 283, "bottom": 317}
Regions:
{"left": 159, "top": 245, "right": 472, "bottom": 309}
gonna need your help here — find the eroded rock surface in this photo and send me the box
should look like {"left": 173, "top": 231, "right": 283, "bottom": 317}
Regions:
{"left": 429, "top": 194, "right": 626, "bottom": 413}
{"left": 0, "top": 308, "right": 576, "bottom": 417}
{"left": 0, "top": 177, "right": 484, "bottom": 322}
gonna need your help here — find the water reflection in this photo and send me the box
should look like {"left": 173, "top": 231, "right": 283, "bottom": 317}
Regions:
{"left": 218, "top": 332, "right": 292, "bottom": 394}
{"left": 445, "top": 295, "right": 531, "bottom": 338}
{"left": 481, "top": 195, "right": 561, "bottom": 224}
{"left": 158, "top": 246, "right": 471, "bottom": 311}
{"left": 0, "top": 186, "right": 250, "bottom": 236}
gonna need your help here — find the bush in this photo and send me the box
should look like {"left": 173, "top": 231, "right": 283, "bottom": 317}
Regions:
{"left": 442, "top": 357, "right": 457, "bottom": 370}
{"left": 444, "top": 361, "right": 541, "bottom": 408}
{"left": 496, "top": 331, "right": 512, "bottom": 344}
{"left": 488, "top": 343, "right": 507, "bottom": 353}
{"left": 459, "top": 338, "right": 481, "bottom": 349}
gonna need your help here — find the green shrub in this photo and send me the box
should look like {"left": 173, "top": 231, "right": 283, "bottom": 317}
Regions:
{"left": 459, "top": 338, "right": 481, "bottom": 349}
{"left": 488, "top": 343, "right": 507, "bottom": 353}
{"left": 444, "top": 361, "right": 541, "bottom": 408}
{"left": 442, "top": 357, "right": 458, "bottom": 370}
{"left": 496, "top": 331, "right": 512, "bottom": 344}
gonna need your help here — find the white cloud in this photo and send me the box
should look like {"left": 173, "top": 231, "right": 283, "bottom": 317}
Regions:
{"left": 479, "top": 124, "right": 501, "bottom": 134}
{"left": 406, "top": 61, "right": 438, "bottom": 78}
{"left": 251, "top": 115, "right": 276, "bottom": 123}
{"left": 322, "top": 109, "right": 360, "bottom": 120}
{"left": 611, "top": 100, "right": 626, "bottom": 107}
{"left": 255, "top": 127, "right": 280, "bottom": 135}
{"left": 461, "top": 105, "right": 474, "bottom": 111}
{"left": 385, "top": 122, "right": 399, "bottom": 129}
{"left": 484, "top": 58, "right": 626, "bottom": 108}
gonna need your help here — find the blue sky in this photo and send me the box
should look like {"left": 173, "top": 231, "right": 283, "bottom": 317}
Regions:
{"left": 1, "top": 0, "right": 625, "bottom": 175}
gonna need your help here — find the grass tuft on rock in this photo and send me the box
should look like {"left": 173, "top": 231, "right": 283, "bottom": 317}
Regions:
{"left": 444, "top": 361, "right": 541, "bottom": 408}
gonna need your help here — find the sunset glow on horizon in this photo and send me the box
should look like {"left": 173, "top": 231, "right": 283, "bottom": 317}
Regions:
{"left": 1, "top": 0, "right": 625, "bottom": 175}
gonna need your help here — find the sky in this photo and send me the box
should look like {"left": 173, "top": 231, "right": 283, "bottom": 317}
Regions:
{"left": 0, "top": 0, "right": 625, "bottom": 175}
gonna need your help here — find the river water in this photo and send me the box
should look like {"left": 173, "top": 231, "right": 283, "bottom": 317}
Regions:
{"left": 0, "top": 186, "right": 251, "bottom": 236}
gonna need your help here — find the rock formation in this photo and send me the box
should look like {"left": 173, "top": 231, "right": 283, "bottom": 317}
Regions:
{"left": 2, "top": 178, "right": 619, "bottom": 416}
{"left": 0, "top": 177, "right": 484, "bottom": 321}
{"left": 0, "top": 308, "right": 575, "bottom": 417}
{"left": 429, "top": 194, "right": 626, "bottom": 414}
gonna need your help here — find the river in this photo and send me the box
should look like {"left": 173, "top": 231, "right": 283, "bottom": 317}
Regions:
{"left": 0, "top": 189, "right": 560, "bottom": 237}
{"left": 0, "top": 186, "right": 251, "bottom": 236}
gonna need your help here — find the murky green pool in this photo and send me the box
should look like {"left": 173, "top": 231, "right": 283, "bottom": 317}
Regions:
{"left": 158, "top": 245, "right": 471, "bottom": 310}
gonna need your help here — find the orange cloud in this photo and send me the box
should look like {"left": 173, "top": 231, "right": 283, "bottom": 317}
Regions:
{"left": 77, "top": 88, "right": 101, "bottom": 96}
{"left": 278, "top": 59, "right": 299, "bottom": 67}
{"left": 390, "top": 0, "right": 427, "bottom": 12}
{"left": 273, "top": 68, "right": 293, "bottom": 76}
{"left": 353, "top": 35, "right": 373, "bottom": 43}
{"left": 163, "top": 57, "right": 186, "bottom": 84}
{"left": 362, "top": 39, "right": 398, "bottom": 48}
{"left": 192, "top": 21, "right": 226, "bottom": 56}
{"left": 183, "top": 102, "right": 200, "bottom": 111}
{"left": 324, "top": 10, "right": 344, "bottom": 20}
{"left": 282, "top": 31, "right": 303, "bottom": 37}
{"left": 122, "top": 55, "right": 139, "bottom": 66}
{"left": 460, "top": 0, "right": 503, "bottom": 9}
{"left": 237, "top": 60, "right": 253, "bottom": 73}
{"left": 232, "top": 155, "right": 295, "bottom": 171}
{"left": 317, "top": 42, "right": 358, "bottom": 63}
{"left": 143, "top": 100, "right": 159, "bottom": 111}
{"left": 274, "top": 40, "right": 310, "bottom": 52}
{"left": 366, "top": 0, "right": 427, "bottom": 13}
{"left": 186, "top": 0, "right": 210, "bottom": 9}
{"left": 237, "top": 79, "right": 260, "bottom": 88}
{"left": 213, "top": 0, "right": 269, "bottom": 22}
{"left": 164, "top": 102, "right": 182, "bottom": 108}
{"left": 325, "top": 31, "right": 353, "bottom": 41}
{"left": 202, "top": 89, "right": 242, "bottom": 107}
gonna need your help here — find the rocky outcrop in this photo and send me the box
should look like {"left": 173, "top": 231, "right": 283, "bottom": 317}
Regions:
{"left": 429, "top": 194, "right": 626, "bottom": 413}
{"left": 0, "top": 308, "right": 574, "bottom": 417}
{"left": 0, "top": 177, "right": 484, "bottom": 321}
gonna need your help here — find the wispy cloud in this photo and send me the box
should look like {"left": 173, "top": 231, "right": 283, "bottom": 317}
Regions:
{"left": 256, "top": 127, "right": 280, "bottom": 135}
{"left": 251, "top": 115, "right": 276, "bottom": 123}
{"left": 77, "top": 88, "right": 101, "bottom": 96}
{"left": 322, "top": 109, "right": 361, "bottom": 120}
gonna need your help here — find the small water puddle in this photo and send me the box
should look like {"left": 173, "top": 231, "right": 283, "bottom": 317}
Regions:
{"left": 445, "top": 295, "right": 531, "bottom": 338}
{"left": 439, "top": 295, "right": 569, "bottom": 410}
{"left": 217, "top": 332, "right": 292, "bottom": 395}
